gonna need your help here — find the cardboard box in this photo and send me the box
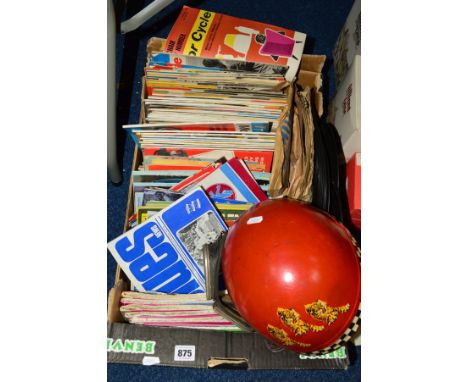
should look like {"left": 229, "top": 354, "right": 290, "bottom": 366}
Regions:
{"left": 107, "top": 322, "right": 350, "bottom": 368}
{"left": 329, "top": 55, "right": 361, "bottom": 161}
{"left": 107, "top": 42, "right": 353, "bottom": 369}
{"left": 332, "top": 0, "right": 361, "bottom": 88}
{"left": 107, "top": 149, "right": 352, "bottom": 369}
{"left": 108, "top": 202, "right": 351, "bottom": 370}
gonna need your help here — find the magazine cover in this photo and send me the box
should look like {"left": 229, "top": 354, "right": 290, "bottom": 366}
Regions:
{"left": 132, "top": 169, "right": 271, "bottom": 190}
{"left": 142, "top": 147, "right": 274, "bottom": 172}
{"left": 169, "top": 161, "right": 222, "bottom": 192}
{"left": 137, "top": 201, "right": 253, "bottom": 226}
{"left": 142, "top": 187, "right": 184, "bottom": 205}
{"left": 185, "top": 158, "right": 268, "bottom": 203}
{"left": 149, "top": 52, "right": 288, "bottom": 76}
{"left": 164, "top": 6, "right": 306, "bottom": 82}
{"left": 107, "top": 187, "right": 228, "bottom": 294}
{"left": 143, "top": 155, "right": 265, "bottom": 172}
{"left": 124, "top": 122, "right": 271, "bottom": 133}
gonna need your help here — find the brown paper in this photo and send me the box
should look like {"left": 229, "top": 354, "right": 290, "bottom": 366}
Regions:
{"left": 283, "top": 98, "right": 303, "bottom": 198}
{"left": 297, "top": 70, "right": 323, "bottom": 117}
{"left": 268, "top": 85, "right": 294, "bottom": 197}
{"left": 300, "top": 54, "right": 326, "bottom": 73}
{"left": 296, "top": 87, "right": 315, "bottom": 202}
{"left": 299, "top": 54, "right": 326, "bottom": 117}
{"left": 282, "top": 86, "right": 314, "bottom": 202}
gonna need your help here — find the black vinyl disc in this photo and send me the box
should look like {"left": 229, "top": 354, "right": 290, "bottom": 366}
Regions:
{"left": 309, "top": 91, "right": 358, "bottom": 240}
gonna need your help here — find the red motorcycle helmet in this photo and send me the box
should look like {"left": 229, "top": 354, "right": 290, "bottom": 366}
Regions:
{"left": 222, "top": 198, "right": 361, "bottom": 354}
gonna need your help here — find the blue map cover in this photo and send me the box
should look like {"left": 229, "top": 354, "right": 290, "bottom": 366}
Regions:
{"left": 107, "top": 187, "right": 228, "bottom": 294}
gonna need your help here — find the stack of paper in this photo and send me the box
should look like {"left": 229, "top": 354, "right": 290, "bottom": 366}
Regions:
{"left": 129, "top": 157, "right": 266, "bottom": 223}
{"left": 143, "top": 64, "right": 288, "bottom": 128}
{"left": 120, "top": 291, "right": 241, "bottom": 331}
{"left": 121, "top": 7, "right": 307, "bottom": 211}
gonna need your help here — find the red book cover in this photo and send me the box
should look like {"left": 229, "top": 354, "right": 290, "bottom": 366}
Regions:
{"left": 346, "top": 153, "right": 361, "bottom": 229}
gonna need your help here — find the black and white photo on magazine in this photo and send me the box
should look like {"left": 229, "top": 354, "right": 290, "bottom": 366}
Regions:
{"left": 177, "top": 211, "right": 225, "bottom": 269}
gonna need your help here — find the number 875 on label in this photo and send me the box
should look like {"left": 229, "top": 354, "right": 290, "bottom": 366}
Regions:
{"left": 174, "top": 345, "right": 196, "bottom": 361}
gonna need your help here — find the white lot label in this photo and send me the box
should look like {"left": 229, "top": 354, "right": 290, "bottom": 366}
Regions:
{"left": 142, "top": 356, "right": 160, "bottom": 366}
{"left": 174, "top": 345, "right": 196, "bottom": 361}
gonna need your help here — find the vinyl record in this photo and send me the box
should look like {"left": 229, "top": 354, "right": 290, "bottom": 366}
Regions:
{"left": 308, "top": 90, "right": 359, "bottom": 241}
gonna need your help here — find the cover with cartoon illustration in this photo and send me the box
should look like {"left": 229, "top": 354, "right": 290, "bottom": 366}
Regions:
{"left": 164, "top": 6, "right": 306, "bottom": 82}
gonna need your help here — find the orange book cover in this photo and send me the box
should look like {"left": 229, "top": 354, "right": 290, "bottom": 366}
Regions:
{"left": 148, "top": 157, "right": 213, "bottom": 167}
{"left": 164, "top": 6, "right": 306, "bottom": 81}
{"left": 147, "top": 161, "right": 265, "bottom": 173}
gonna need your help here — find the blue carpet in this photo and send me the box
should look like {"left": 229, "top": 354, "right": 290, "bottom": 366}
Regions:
{"left": 108, "top": 0, "right": 359, "bottom": 380}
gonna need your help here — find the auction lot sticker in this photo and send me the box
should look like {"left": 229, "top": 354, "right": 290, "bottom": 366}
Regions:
{"left": 174, "top": 345, "right": 196, "bottom": 361}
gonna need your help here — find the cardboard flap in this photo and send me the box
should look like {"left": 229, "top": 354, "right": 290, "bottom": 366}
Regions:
{"left": 300, "top": 54, "right": 326, "bottom": 73}
{"left": 207, "top": 357, "right": 249, "bottom": 369}
{"left": 107, "top": 280, "right": 126, "bottom": 323}
{"left": 297, "top": 70, "right": 322, "bottom": 91}
{"left": 296, "top": 70, "right": 324, "bottom": 117}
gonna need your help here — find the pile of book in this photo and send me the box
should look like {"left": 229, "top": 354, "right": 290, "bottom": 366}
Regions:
{"left": 129, "top": 157, "right": 266, "bottom": 229}
{"left": 120, "top": 291, "right": 240, "bottom": 331}
{"left": 124, "top": 6, "right": 307, "bottom": 225}
{"left": 108, "top": 6, "right": 307, "bottom": 330}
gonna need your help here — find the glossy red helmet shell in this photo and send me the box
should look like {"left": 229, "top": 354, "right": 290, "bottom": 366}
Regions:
{"left": 222, "top": 198, "right": 361, "bottom": 353}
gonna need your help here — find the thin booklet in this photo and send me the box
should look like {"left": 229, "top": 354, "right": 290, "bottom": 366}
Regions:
{"left": 107, "top": 187, "right": 228, "bottom": 294}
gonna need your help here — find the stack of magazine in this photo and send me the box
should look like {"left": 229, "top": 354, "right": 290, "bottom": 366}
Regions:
{"left": 124, "top": 6, "right": 307, "bottom": 211}
{"left": 107, "top": 6, "right": 306, "bottom": 330}
{"left": 120, "top": 291, "right": 241, "bottom": 331}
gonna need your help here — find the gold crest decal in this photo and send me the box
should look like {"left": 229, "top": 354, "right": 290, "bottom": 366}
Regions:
{"left": 277, "top": 308, "right": 324, "bottom": 336}
{"left": 267, "top": 299, "right": 351, "bottom": 347}
{"left": 305, "top": 300, "right": 350, "bottom": 325}
{"left": 267, "top": 325, "right": 311, "bottom": 347}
